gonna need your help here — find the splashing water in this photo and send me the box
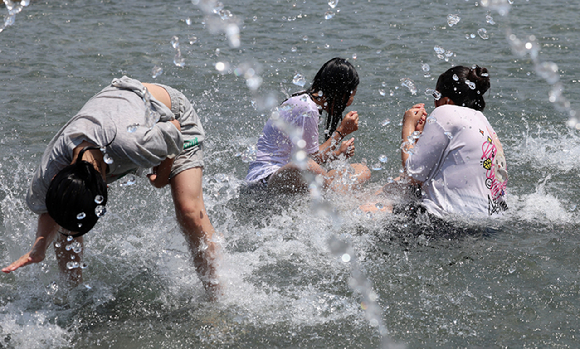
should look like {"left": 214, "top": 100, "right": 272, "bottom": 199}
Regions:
{"left": 292, "top": 73, "right": 306, "bottom": 87}
{"left": 103, "top": 153, "right": 113, "bottom": 165}
{"left": 0, "top": 0, "right": 30, "bottom": 34}
{"left": 481, "top": 0, "right": 511, "bottom": 16}
{"left": 477, "top": 28, "right": 489, "bottom": 40}
{"left": 486, "top": 14, "right": 496, "bottom": 25}
{"left": 421, "top": 63, "right": 431, "bottom": 78}
{"left": 400, "top": 78, "right": 417, "bottom": 95}
{"left": 151, "top": 65, "right": 163, "bottom": 78}
{"left": 447, "top": 14, "right": 460, "bottom": 27}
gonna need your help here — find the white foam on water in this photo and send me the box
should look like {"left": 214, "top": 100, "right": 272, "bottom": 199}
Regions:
{"left": 512, "top": 125, "right": 580, "bottom": 172}
{"left": 0, "top": 308, "right": 71, "bottom": 348}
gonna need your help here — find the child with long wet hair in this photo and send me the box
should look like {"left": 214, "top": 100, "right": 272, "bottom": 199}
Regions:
{"left": 246, "top": 57, "right": 369, "bottom": 194}
{"left": 305, "top": 57, "right": 360, "bottom": 140}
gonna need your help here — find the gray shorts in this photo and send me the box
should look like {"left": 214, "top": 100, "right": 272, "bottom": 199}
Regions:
{"left": 157, "top": 84, "right": 206, "bottom": 178}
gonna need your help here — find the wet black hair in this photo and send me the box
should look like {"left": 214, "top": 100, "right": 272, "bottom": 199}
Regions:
{"left": 46, "top": 146, "right": 108, "bottom": 238}
{"left": 436, "top": 65, "right": 490, "bottom": 111}
{"left": 300, "top": 57, "right": 359, "bottom": 140}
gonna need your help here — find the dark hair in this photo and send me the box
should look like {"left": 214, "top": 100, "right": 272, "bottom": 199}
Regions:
{"left": 302, "top": 57, "right": 359, "bottom": 140}
{"left": 436, "top": 65, "right": 490, "bottom": 111}
{"left": 46, "top": 146, "right": 107, "bottom": 238}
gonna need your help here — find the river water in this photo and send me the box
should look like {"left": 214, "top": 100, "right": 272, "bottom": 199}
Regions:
{"left": 1, "top": 0, "right": 579, "bottom": 348}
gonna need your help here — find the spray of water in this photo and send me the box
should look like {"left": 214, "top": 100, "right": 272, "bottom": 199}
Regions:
{"left": 0, "top": 0, "right": 30, "bottom": 34}
{"left": 481, "top": 0, "right": 579, "bottom": 129}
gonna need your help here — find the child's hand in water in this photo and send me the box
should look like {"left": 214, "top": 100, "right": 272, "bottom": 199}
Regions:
{"left": 337, "top": 111, "right": 359, "bottom": 136}
{"left": 338, "top": 137, "right": 355, "bottom": 158}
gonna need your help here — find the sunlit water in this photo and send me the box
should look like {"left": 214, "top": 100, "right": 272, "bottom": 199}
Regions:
{"left": 1, "top": 0, "right": 579, "bottom": 348}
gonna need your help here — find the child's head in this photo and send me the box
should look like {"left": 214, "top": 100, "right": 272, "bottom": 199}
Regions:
{"left": 46, "top": 146, "right": 107, "bottom": 237}
{"left": 436, "top": 65, "right": 490, "bottom": 111}
{"left": 310, "top": 57, "right": 359, "bottom": 139}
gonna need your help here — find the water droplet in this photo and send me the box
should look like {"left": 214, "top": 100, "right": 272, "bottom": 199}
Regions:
{"left": 352, "top": 53, "right": 357, "bottom": 60}
{"left": 246, "top": 76, "right": 263, "bottom": 90}
{"left": 324, "top": 11, "right": 335, "bottom": 20}
{"left": 77, "top": 212, "right": 86, "bottom": 220}
{"left": 170, "top": 36, "right": 180, "bottom": 49}
{"left": 453, "top": 74, "right": 459, "bottom": 81}
{"left": 66, "top": 262, "right": 76, "bottom": 270}
{"left": 219, "top": 9, "right": 232, "bottom": 20}
{"left": 81, "top": 263, "right": 89, "bottom": 269}
{"left": 94, "top": 195, "right": 104, "bottom": 204}
{"left": 486, "top": 14, "right": 495, "bottom": 25}
{"left": 241, "top": 145, "right": 257, "bottom": 163}
{"left": 400, "top": 78, "right": 417, "bottom": 95}
{"left": 508, "top": 266, "right": 516, "bottom": 274}
{"left": 103, "top": 153, "right": 113, "bottom": 165}
{"left": 536, "top": 61, "right": 559, "bottom": 84}
{"left": 447, "top": 14, "right": 461, "bottom": 27}
{"left": 151, "top": 66, "right": 163, "bottom": 79}
{"left": 411, "top": 131, "right": 421, "bottom": 140}
{"left": 292, "top": 73, "right": 306, "bottom": 87}
{"left": 67, "top": 236, "right": 73, "bottom": 242}
{"left": 126, "top": 124, "right": 139, "bottom": 133}
{"left": 341, "top": 253, "right": 351, "bottom": 262}
{"left": 302, "top": 35, "right": 308, "bottom": 41}
{"left": 477, "top": 28, "right": 489, "bottom": 40}
{"left": 427, "top": 115, "right": 437, "bottom": 123}
{"left": 465, "top": 80, "right": 476, "bottom": 89}
{"left": 54, "top": 242, "right": 61, "bottom": 248}
{"left": 328, "top": 0, "right": 339, "bottom": 9}
{"left": 480, "top": 0, "right": 511, "bottom": 16}
{"left": 124, "top": 174, "right": 137, "bottom": 186}
{"left": 422, "top": 63, "right": 431, "bottom": 77}
{"left": 291, "top": 46, "right": 297, "bottom": 52}
{"left": 65, "top": 244, "right": 73, "bottom": 251}
{"left": 444, "top": 131, "right": 454, "bottom": 139}
{"left": 185, "top": 17, "right": 191, "bottom": 25}
{"left": 318, "top": 90, "right": 323, "bottom": 97}
{"left": 253, "top": 16, "right": 257, "bottom": 21}
{"left": 300, "top": 94, "right": 308, "bottom": 102}
{"left": 212, "top": 2, "right": 224, "bottom": 14}
{"left": 379, "top": 89, "right": 386, "bottom": 96}
{"left": 371, "top": 163, "right": 382, "bottom": 171}
{"left": 95, "top": 205, "right": 106, "bottom": 217}
{"left": 78, "top": 223, "right": 83, "bottom": 228}
{"left": 72, "top": 242, "right": 82, "bottom": 254}
{"left": 379, "top": 155, "right": 388, "bottom": 163}
{"left": 375, "top": 203, "right": 384, "bottom": 210}
{"left": 173, "top": 51, "right": 185, "bottom": 67}
{"left": 434, "top": 45, "right": 445, "bottom": 55}
{"left": 381, "top": 118, "right": 391, "bottom": 127}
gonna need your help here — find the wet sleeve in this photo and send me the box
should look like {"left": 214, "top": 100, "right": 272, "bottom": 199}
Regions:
{"left": 406, "top": 121, "right": 449, "bottom": 183}
{"left": 298, "top": 108, "right": 320, "bottom": 155}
